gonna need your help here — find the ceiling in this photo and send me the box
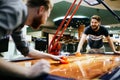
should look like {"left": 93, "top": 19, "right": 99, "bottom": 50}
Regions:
{"left": 53, "top": 0, "right": 120, "bottom": 10}
{"left": 26, "top": 0, "right": 120, "bottom": 33}
{"left": 43, "top": 0, "right": 120, "bottom": 28}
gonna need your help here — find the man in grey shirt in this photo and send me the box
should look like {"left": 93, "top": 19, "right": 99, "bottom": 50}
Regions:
{"left": 0, "top": 0, "right": 62, "bottom": 79}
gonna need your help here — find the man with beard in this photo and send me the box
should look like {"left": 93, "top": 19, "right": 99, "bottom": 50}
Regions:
{"left": 75, "top": 15, "right": 120, "bottom": 54}
{"left": 0, "top": 0, "right": 63, "bottom": 79}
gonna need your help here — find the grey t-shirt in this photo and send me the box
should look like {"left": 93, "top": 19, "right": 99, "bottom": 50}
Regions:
{"left": 0, "top": 0, "right": 29, "bottom": 56}
{"left": 0, "top": 0, "right": 27, "bottom": 38}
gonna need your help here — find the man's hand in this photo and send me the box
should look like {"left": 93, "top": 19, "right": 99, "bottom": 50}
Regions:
{"left": 28, "top": 59, "right": 50, "bottom": 78}
{"left": 60, "top": 56, "right": 69, "bottom": 64}
{"left": 50, "top": 54, "right": 67, "bottom": 61}
{"left": 74, "top": 52, "right": 82, "bottom": 57}
{"left": 114, "top": 51, "right": 120, "bottom": 54}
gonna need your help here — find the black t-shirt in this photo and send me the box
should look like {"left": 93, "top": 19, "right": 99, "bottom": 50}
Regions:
{"left": 84, "top": 26, "right": 109, "bottom": 49}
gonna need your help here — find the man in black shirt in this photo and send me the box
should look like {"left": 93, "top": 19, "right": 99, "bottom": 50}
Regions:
{"left": 76, "top": 15, "right": 120, "bottom": 54}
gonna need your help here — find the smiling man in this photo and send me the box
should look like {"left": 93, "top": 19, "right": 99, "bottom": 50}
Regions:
{"left": 75, "top": 15, "right": 120, "bottom": 54}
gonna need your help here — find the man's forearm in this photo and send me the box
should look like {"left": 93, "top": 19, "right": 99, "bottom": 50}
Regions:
{"left": 0, "top": 58, "right": 28, "bottom": 78}
{"left": 107, "top": 37, "right": 116, "bottom": 52}
{"left": 76, "top": 34, "right": 87, "bottom": 52}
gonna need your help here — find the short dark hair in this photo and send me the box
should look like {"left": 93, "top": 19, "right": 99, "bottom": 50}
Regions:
{"left": 91, "top": 15, "right": 101, "bottom": 22}
{"left": 26, "top": 0, "right": 52, "bottom": 10}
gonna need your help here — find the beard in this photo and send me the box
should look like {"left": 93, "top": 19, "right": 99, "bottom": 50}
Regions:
{"left": 30, "top": 15, "right": 43, "bottom": 30}
{"left": 91, "top": 25, "right": 99, "bottom": 31}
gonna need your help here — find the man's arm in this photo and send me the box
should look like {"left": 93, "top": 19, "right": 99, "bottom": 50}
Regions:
{"left": 76, "top": 33, "right": 87, "bottom": 53}
{"left": 106, "top": 36, "right": 120, "bottom": 54}
{"left": 12, "top": 31, "right": 61, "bottom": 61}
{"left": 106, "top": 36, "right": 116, "bottom": 52}
{"left": 27, "top": 48, "right": 61, "bottom": 61}
{"left": 0, "top": 58, "right": 50, "bottom": 78}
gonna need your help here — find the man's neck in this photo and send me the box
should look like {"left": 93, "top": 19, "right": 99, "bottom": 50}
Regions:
{"left": 94, "top": 26, "right": 100, "bottom": 31}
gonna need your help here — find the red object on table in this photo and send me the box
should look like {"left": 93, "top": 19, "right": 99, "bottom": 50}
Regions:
{"left": 50, "top": 42, "right": 61, "bottom": 55}
{"left": 61, "top": 56, "right": 68, "bottom": 60}
{"left": 60, "top": 59, "right": 69, "bottom": 64}
{"left": 60, "top": 56, "right": 69, "bottom": 64}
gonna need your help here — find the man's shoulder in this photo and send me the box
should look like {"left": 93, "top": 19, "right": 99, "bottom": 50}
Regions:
{"left": 100, "top": 25, "right": 108, "bottom": 30}
{"left": 100, "top": 25, "right": 106, "bottom": 28}
{"left": 84, "top": 26, "right": 91, "bottom": 34}
{"left": 85, "top": 26, "right": 91, "bottom": 31}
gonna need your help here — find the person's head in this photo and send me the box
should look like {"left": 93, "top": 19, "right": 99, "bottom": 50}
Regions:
{"left": 26, "top": 0, "right": 53, "bottom": 30}
{"left": 90, "top": 15, "right": 101, "bottom": 31}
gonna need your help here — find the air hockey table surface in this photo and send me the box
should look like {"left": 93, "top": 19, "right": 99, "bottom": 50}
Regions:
{"left": 10, "top": 53, "right": 120, "bottom": 80}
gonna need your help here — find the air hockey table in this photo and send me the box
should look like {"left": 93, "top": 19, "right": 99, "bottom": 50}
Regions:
{"left": 3, "top": 53, "right": 120, "bottom": 80}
